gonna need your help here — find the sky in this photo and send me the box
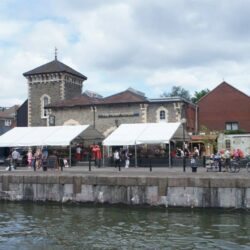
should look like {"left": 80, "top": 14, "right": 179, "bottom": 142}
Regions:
{"left": 1, "top": 0, "right": 250, "bottom": 106}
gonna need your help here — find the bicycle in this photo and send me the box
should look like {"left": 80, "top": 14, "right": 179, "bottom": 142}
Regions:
{"left": 228, "top": 157, "right": 250, "bottom": 173}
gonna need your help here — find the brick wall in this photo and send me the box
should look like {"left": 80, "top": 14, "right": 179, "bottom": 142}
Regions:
{"left": 198, "top": 82, "right": 250, "bottom": 132}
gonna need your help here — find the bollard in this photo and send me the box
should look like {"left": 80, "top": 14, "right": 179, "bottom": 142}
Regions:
{"left": 202, "top": 156, "right": 206, "bottom": 168}
{"left": 149, "top": 159, "right": 152, "bottom": 172}
{"left": 89, "top": 159, "right": 91, "bottom": 171}
{"left": 98, "top": 159, "right": 101, "bottom": 168}
{"left": 183, "top": 156, "right": 186, "bottom": 172}
{"left": 60, "top": 158, "right": 64, "bottom": 172}
{"left": 33, "top": 159, "right": 36, "bottom": 172}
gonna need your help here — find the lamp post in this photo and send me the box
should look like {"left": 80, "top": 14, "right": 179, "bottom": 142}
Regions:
{"left": 92, "top": 106, "right": 96, "bottom": 128}
{"left": 181, "top": 118, "right": 186, "bottom": 172}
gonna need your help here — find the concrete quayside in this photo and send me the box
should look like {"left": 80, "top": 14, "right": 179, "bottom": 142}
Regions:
{"left": 0, "top": 166, "right": 250, "bottom": 208}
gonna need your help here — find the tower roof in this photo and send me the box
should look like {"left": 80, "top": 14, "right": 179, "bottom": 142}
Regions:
{"left": 23, "top": 59, "right": 87, "bottom": 80}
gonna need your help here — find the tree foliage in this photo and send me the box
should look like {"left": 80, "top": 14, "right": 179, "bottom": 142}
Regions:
{"left": 161, "top": 86, "right": 191, "bottom": 101}
{"left": 191, "top": 89, "right": 210, "bottom": 103}
{"left": 161, "top": 86, "right": 210, "bottom": 103}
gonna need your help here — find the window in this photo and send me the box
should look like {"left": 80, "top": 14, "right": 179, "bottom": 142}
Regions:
{"left": 225, "top": 122, "right": 239, "bottom": 131}
{"left": 41, "top": 94, "right": 51, "bottom": 118}
{"left": 156, "top": 106, "right": 168, "bottom": 123}
{"left": 4, "top": 119, "right": 12, "bottom": 126}
{"left": 160, "top": 110, "right": 166, "bottom": 120}
{"left": 225, "top": 139, "right": 231, "bottom": 149}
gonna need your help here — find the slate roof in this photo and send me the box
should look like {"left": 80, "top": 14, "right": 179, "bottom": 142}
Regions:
{"left": 47, "top": 89, "right": 148, "bottom": 109}
{"left": 0, "top": 105, "right": 19, "bottom": 119}
{"left": 103, "top": 89, "right": 148, "bottom": 104}
{"left": 47, "top": 93, "right": 104, "bottom": 108}
{"left": 23, "top": 59, "right": 87, "bottom": 80}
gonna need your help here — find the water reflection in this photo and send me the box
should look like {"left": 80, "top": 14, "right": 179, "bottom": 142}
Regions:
{"left": 0, "top": 202, "right": 250, "bottom": 250}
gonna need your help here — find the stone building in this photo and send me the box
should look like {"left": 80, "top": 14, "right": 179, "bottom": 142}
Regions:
{"left": 47, "top": 88, "right": 197, "bottom": 136}
{"left": 22, "top": 57, "right": 197, "bottom": 136}
{"left": 23, "top": 55, "right": 87, "bottom": 126}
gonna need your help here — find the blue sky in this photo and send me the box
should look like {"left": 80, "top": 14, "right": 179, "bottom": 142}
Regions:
{"left": 1, "top": 0, "right": 250, "bottom": 106}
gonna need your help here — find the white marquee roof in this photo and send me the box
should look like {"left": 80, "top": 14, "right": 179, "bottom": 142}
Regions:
{"left": 103, "top": 122, "right": 188, "bottom": 146}
{"left": 0, "top": 125, "right": 103, "bottom": 147}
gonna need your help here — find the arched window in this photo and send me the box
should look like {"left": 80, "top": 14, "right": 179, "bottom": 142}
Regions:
{"left": 160, "top": 110, "right": 165, "bottom": 120}
{"left": 41, "top": 94, "right": 51, "bottom": 118}
{"left": 156, "top": 106, "right": 168, "bottom": 123}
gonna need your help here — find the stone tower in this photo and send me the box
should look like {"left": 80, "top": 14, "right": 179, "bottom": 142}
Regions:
{"left": 23, "top": 55, "right": 87, "bottom": 126}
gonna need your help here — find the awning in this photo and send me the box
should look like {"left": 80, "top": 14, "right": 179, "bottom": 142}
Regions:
{"left": 103, "top": 122, "right": 189, "bottom": 146}
{"left": 0, "top": 125, "right": 103, "bottom": 147}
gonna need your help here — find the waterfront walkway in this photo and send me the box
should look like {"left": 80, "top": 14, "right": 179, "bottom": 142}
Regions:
{"left": 0, "top": 165, "right": 249, "bottom": 178}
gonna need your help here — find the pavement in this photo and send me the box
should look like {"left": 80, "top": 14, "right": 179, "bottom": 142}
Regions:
{"left": 0, "top": 164, "right": 249, "bottom": 178}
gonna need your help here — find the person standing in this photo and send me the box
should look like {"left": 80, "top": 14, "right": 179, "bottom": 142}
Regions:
{"left": 113, "top": 150, "right": 120, "bottom": 168}
{"left": 34, "top": 148, "right": 42, "bottom": 170}
{"left": 76, "top": 145, "right": 82, "bottom": 161}
{"left": 224, "top": 148, "right": 231, "bottom": 172}
{"left": 194, "top": 147, "right": 200, "bottom": 158}
{"left": 125, "top": 149, "right": 130, "bottom": 169}
{"left": 95, "top": 145, "right": 102, "bottom": 168}
{"left": 12, "top": 148, "right": 20, "bottom": 169}
{"left": 27, "top": 149, "right": 33, "bottom": 168}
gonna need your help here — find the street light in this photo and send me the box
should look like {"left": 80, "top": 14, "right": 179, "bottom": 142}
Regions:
{"left": 181, "top": 118, "right": 186, "bottom": 172}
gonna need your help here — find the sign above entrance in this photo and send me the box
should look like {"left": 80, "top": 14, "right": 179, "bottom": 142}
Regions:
{"left": 98, "top": 112, "right": 139, "bottom": 118}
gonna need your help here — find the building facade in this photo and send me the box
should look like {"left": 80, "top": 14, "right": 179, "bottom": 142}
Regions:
{"left": 48, "top": 88, "right": 197, "bottom": 136}
{"left": 23, "top": 58, "right": 197, "bottom": 136}
{"left": 0, "top": 105, "right": 18, "bottom": 135}
{"left": 23, "top": 56, "right": 87, "bottom": 126}
{"left": 198, "top": 82, "right": 250, "bottom": 133}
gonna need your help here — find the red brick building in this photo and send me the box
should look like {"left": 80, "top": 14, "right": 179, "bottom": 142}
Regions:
{"left": 198, "top": 81, "right": 250, "bottom": 132}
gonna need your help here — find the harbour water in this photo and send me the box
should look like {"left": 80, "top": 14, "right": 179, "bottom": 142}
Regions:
{"left": 0, "top": 202, "right": 250, "bottom": 250}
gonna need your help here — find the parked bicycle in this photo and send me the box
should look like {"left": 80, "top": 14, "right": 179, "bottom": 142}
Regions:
{"left": 228, "top": 156, "right": 250, "bottom": 173}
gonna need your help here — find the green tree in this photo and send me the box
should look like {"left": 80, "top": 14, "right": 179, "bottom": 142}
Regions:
{"left": 191, "top": 89, "right": 210, "bottom": 103}
{"left": 161, "top": 86, "right": 191, "bottom": 101}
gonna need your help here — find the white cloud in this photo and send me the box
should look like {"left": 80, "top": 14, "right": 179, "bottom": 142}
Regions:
{"left": 1, "top": 0, "right": 250, "bottom": 106}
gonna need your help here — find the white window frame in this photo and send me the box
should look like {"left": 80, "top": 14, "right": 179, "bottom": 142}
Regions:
{"left": 156, "top": 106, "right": 168, "bottom": 123}
{"left": 160, "top": 110, "right": 166, "bottom": 120}
{"left": 225, "top": 122, "right": 239, "bottom": 131}
{"left": 40, "top": 94, "right": 51, "bottom": 119}
{"left": 4, "top": 119, "right": 12, "bottom": 126}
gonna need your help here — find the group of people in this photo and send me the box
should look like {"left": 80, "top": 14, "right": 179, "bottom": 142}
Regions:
{"left": 113, "top": 149, "right": 131, "bottom": 168}
{"left": 6, "top": 147, "right": 69, "bottom": 171}
{"left": 75, "top": 144, "right": 102, "bottom": 166}
{"left": 208, "top": 148, "right": 244, "bottom": 172}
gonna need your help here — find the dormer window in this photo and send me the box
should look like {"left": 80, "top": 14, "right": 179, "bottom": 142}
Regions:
{"left": 226, "top": 122, "right": 239, "bottom": 131}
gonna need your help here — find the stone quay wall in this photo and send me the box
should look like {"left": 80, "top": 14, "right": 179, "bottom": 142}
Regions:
{"left": 0, "top": 174, "right": 250, "bottom": 208}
